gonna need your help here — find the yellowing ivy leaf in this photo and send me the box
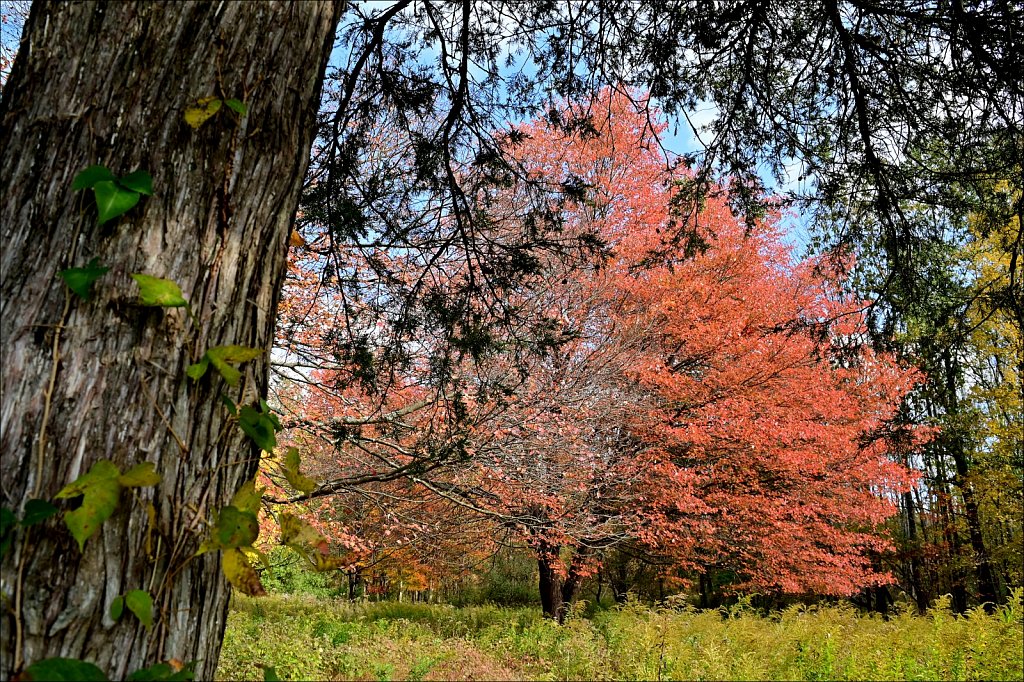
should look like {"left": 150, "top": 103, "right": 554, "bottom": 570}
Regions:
{"left": 118, "top": 462, "right": 162, "bottom": 487}
{"left": 230, "top": 479, "right": 265, "bottom": 515}
{"left": 279, "top": 512, "right": 323, "bottom": 550}
{"left": 282, "top": 447, "right": 316, "bottom": 494}
{"left": 222, "top": 547, "right": 266, "bottom": 596}
{"left": 313, "top": 553, "right": 349, "bottom": 572}
{"left": 186, "top": 357, "right": 210, "bottom": 382}
{"left": 279, "top": 512, "right": 341, "bottom": 570}
{"left": 56, "top": 460, "right": 122, "bottom": 551}
{"left": 183, "top": 96, "right": 222, "bottom": 129}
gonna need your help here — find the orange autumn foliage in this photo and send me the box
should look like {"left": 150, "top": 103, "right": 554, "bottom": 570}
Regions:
{"left": 489, "top": 91, "right": 923, "bottom": 595}
{"left": 275, "top": 90, "right": 925, "bottom": 599}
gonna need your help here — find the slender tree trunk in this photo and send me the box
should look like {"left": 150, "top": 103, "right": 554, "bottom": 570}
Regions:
{"left": 941, "top": 352, "right": 1000, "bottom": 609}
{"left": 0, "top": 2, "right": 341, "bottom": 678}
{"left": 698, "top": 570, "right": 710, "bottom": 609}
{"left": 902, "top": 489, "right": 929, "bottom": 613}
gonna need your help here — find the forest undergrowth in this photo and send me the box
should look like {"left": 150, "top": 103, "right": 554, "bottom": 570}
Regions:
{"left": 217, "top": 590, "right": 1024, "bottom": 681}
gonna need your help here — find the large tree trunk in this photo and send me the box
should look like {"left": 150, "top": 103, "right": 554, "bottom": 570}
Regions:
{"left": 0, "top": 2, "right": 341, "bottom": 678}
{"left": 537, "top": 555, "right": 563, "bottom": 620}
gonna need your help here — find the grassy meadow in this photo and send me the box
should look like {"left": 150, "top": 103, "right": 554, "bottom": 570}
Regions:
{"left": 217, "top": 591, "right": 1023, "bottom": 681}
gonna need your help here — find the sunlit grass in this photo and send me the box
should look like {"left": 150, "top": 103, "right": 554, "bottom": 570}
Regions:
{"left": 217, "top": 589, "right": 1024, "bottom": 681}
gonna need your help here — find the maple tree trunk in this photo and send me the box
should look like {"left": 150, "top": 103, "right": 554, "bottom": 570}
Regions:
{"left": 537, "top": 557, "right": 563, "bottom": 620}
{"left": 556, "top": 549, "right": 589, "bottom": 624}
{"left": 0, "top": 2, "right": 341, "bottom": 678}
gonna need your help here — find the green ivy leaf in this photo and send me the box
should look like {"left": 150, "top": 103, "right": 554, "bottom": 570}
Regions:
{"left": 109, "top": 595, "right": 125, "bottom": 621}
{"left": 21, "top": 499, "right": 59, "bottom": 527}
{"left": 238, "top": 405, "right": 277, "bottom": 452}
{"left": 55, "top": 460, "right": 120, "bottom": 498}
{"left": 221, "top": 395, "right": 238, "bottom": 416}
{"left": 125, "top": 589, "right": 154, "bottom": 628}
{"left": 214, "top": 505, "right": 259, "bottom": 549}
{"left": 283, "top": 447, "right": 316, "bottom": 495}
{"left": 230, "top": 479, "right": 265, "bottom": 515}
{"left": 72, "top": 165, "right": 116, "bottom": 191}
{"left": 59, "top": 258, "right": 110, "bottom": 301}
{"left": 119, "top": 170, "right": 154, "bottom": 196}
{"left": 262, "top": 665, "right": 281, "bottom": 682}
{"left": 260, "top": 400, "right": 283, "bottom": 431}
{"left": 93, "top": 179, "right": 141, "bottom": 225}
{"left": 131, "top": 274, "right": 188, "bottom": 307}
{"left": 186, "top": 357, "right": 210, "bottom": 382}
{"left": 56, "top": 460, "right": 122, "bottom": 551}
{"left": 224, "top": 99, "right": 248, "bottom": 116}
{"left": 22, "top": 657, "right": 108, "bottom": 681}
{"left": 205, "top": 345, "right": 263, "bottom": 386}
{"left": 183, "top": 96, "right": 222, "bottom": 128}
{"left": 118, "top": 462, "right": 162, "bottom": 488}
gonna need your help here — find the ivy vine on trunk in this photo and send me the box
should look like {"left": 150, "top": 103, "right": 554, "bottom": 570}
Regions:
{"left": 0, "top": 2, "right": 342, "bottom": 678}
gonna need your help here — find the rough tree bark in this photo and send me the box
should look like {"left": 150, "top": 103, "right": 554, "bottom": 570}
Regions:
{"left": 0, "top": 2, "right": 342, "bottom": 677}
{"left": 534, "top": 540, "right": 589, "bottom": 623}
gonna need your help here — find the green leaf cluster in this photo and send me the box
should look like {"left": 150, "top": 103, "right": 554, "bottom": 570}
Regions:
{"left": 187, "top": 345, "right": 263, "bottom": 386}
{"left": 239, "top": 400, "right": 282, "bottom": 453}
{"left": 21, "top": 657, "right": 195, "bottom": 681}
{"left": 109, "top": 589, "right": 154, "bottom": 628}
{"left": 72, "top": 165, "right": 153, "bottom": 225}
{"left": 55, "top": 461, "right": 162, "bottom": 550}
{"left": 1, "top": 499, "right": 59, "bottom": 558}
{"left": 58, "top": 258, "right": 110, "bottom": 301}
{"left": 198, "top": 479, "right": 268, "bottom": 597}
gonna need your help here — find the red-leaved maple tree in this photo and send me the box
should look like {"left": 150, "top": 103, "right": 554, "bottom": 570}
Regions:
{"left": 269, "top": 90, "right": 923, "bottom": 615}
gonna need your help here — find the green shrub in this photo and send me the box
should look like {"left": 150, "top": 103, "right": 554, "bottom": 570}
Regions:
{"left": 259, "top": 546, "right": 342, "bottom": 598}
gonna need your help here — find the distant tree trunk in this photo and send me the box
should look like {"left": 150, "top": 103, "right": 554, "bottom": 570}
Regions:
{"left": 537, "top": 554, "right": 564, "bottom": 620}
{"left": 941, "top": 352, "right": 1000, "bottom": 610}
{"left": 698, "top": 570, "right": 710, "bottom": 609}
{"left": 902, "top": 489, "right": 929, "bottom": 613}
{"left": 0, "top": 2, "right": 341, "bottom": 678}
